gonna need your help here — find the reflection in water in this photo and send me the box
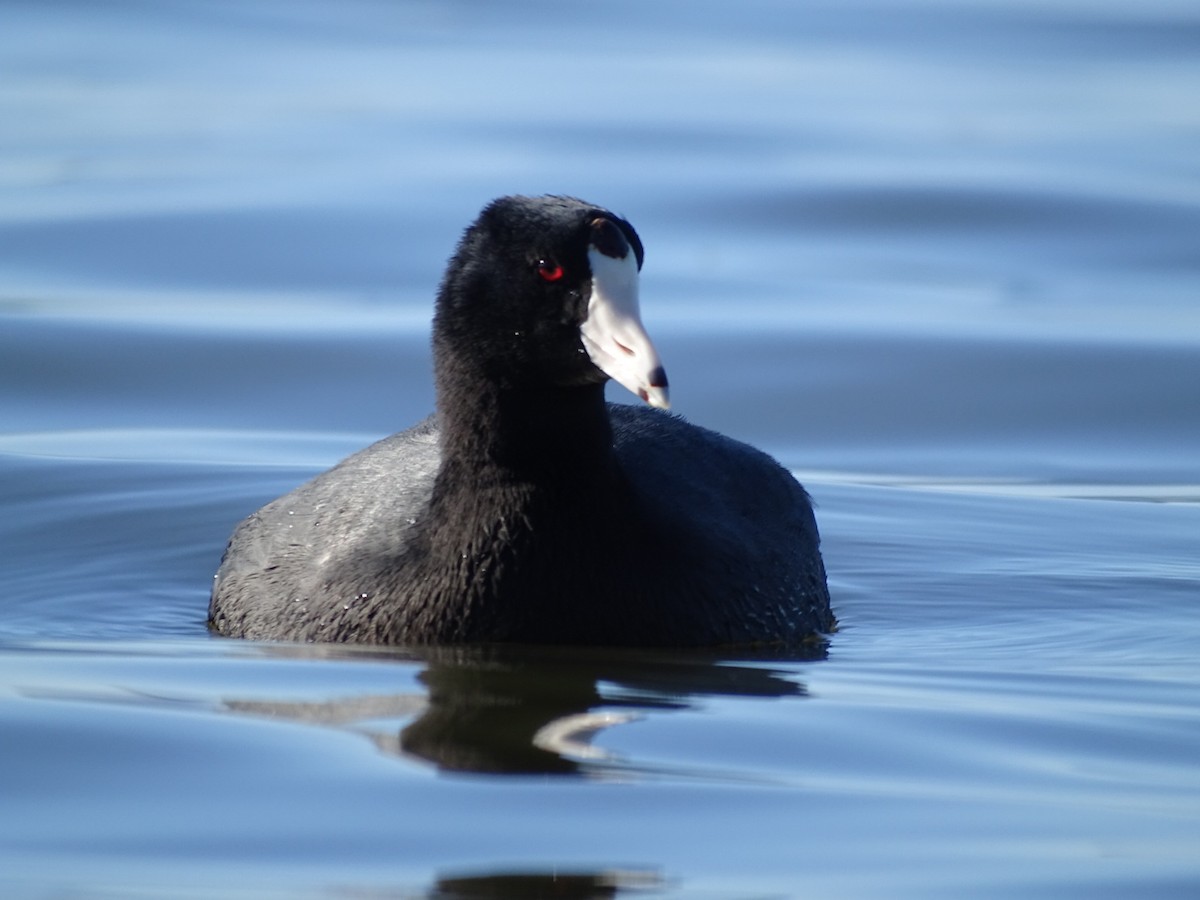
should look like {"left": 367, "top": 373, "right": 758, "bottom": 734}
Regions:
{"left": 428, "top": 867, "right": 665, "bottom": 899}
{"left": 225, "top": 643, "right": 820, "bottom": 777}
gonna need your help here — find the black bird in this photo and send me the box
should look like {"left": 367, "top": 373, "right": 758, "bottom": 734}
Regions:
{"left": 209, "top": 195, "right": 833, "bottom": 646}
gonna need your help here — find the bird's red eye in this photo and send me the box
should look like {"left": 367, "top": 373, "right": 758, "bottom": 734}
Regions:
{"left": 536, "top": 260, "right": 564, "bottom": 282}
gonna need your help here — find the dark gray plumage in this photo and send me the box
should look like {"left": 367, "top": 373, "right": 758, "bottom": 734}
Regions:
{"left": 209, "top": 195, "right": 834, "bottom": 646}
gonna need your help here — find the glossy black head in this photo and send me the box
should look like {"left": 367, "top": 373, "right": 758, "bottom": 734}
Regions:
{"left": 433, "top": 195, "right": 667, "bottom": 406}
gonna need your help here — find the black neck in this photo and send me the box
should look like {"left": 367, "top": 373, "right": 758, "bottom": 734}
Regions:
{"left": 403, "top": 337, "right": 635, "bottom": 642}
{"left": 435, "top": 358, "right": 618, "bottom": 487}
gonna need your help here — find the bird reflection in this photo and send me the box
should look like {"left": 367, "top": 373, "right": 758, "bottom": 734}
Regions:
{"left": 226, "top": 642, "right": 824, "bottom": 777}
{"left": 427, "top": 866, "right": 665, "bottom": 899}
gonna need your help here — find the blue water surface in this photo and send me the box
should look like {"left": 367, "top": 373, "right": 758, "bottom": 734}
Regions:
{"left": 2, "top": 1, "right": 1199, "bottom": 897}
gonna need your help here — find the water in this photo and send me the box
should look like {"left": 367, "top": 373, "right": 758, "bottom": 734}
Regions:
{"left": 2, "top": 1, "right": 1199, "bottom": 896}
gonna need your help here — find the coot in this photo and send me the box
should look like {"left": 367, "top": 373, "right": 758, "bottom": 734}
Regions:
{"left": 209, "top": 195, "right": 833, "bottom": 646}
